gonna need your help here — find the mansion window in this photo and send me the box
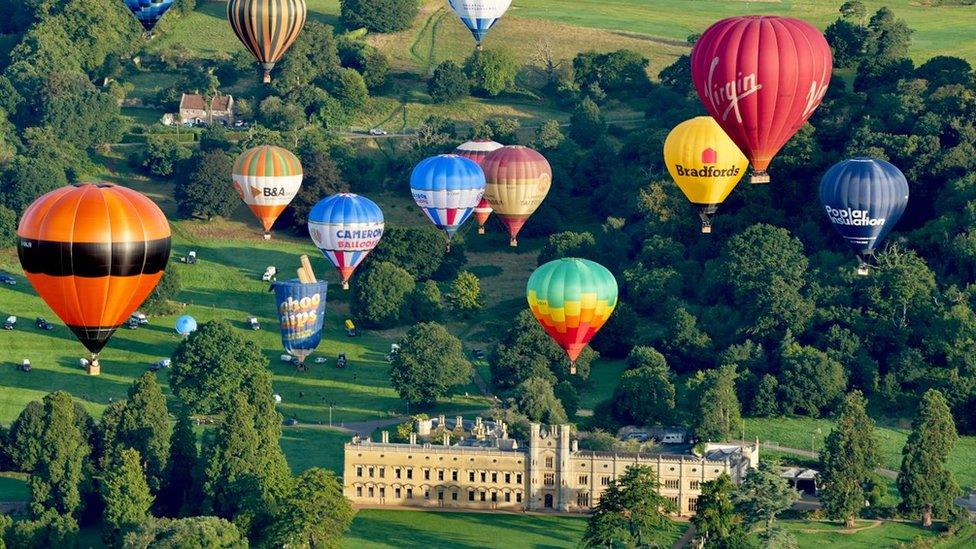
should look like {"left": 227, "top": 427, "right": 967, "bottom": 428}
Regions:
{"left": 438, "top": 491, "right": 444, "bottom": 500}
{"left": 469, "top": 471, "right": 475, "bottom": 482}
{"left": 438, "top": 470, "right": 444, "bottom": 481}
{"left": 516, "top": 473, "right": 523, "bottom": 484}
{"left": 577, "top": 492, "right": 590, "bottom": 507}
{"left": 469, "top": 490, "right": 475, "bottom": 501}
{"left": 407, "top": 488, "right": 413, "bottom": 499}
{"left": 601, "top": 476, "right": 611, "bottom": 486}
{"left": 395, "top": 488, "right": 401, "bottom": 498}
{"left": 452, "top": 470, "right": 458, "bottom": 481}
{"left": 379, "top": 487, "right": 385, "bottom": 498}
{"left": 690, "top": 480, "right": 701, "bottom": 490}
{"left": 491, "top": 492, "right": 497, "bottom": 502}
{"left": 394, "top": 468, "right": 401, "bottom": 479}
{"left": 492, "top": 472, "right": 497, "bottom": 483}
{"left": 664, "top": 479, "right": 679, "bottom": 490}
{"left": 368, "top": 467, "right": 374, "bottom": 478}
{"left": 356, "top": 466, "right": 363, "bottom": 477}
{"left": 481, "top": 472, "right": 487, "bottom": 482}
{"left": 452, "top": 491, "right": 458, "bottom": 501}
{"left": 407, "top": 468, "right": 413, "bottom": 479}
{"left": 425, "top": 491, "right": 430, "bottom": 499}
{"left": 516, "top": 492, "right": 523, "bottom": 503}
{"left": 505, "top": 492, "right": 511, "bottom": 502}
{"left": 579, "top": 475, "right": 588, "bottom": 486}
{"left": 356, "top": 487, "right": 362, "bottom": 497}
{"left": 689, "top": 498, "right": 699, "bottom": 512}
{"left": 544, "top": 474, "right": 555, "bottom": 486}
{"left": 505, "top": 473, "right": 511, "bottom": 484}
{"left": 368, "top": 487, "right": 374, "bottom": 497}
{"left": 424, "top": 470, "right": 430, "bottom": 480}
{"left": 545, "top": 456, "right": 554, "bottom": 468}
{"left": 668, "top": 496, "right": 679, "bottom": 506}
{"left": 379, "top": 467, "right": 385, "bottom": 478}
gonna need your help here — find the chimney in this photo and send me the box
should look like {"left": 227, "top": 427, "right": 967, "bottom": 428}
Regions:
{"left": 571, "top": 440, "right": 578, "bottom": 452}
{"left": 456, "top": 416, "right": 463, "bottom": 429}
{"left": 443, "top": 433, "right": 450, "bottom": 446}
{"left": 381, "top": 431, "right": 389, "bottom": 443}
{"left": 476, "top": 416, "right": 482, "bottom": 427}
{"left": 438, "top": 414, "right": 446, "bottom": 427}
{"left": 409, "top": 433, "right": 417, "bottom": 445}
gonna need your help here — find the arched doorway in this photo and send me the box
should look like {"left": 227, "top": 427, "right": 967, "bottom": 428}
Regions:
{"left": 544, "top": 494, "right": 554, "bottom": 509}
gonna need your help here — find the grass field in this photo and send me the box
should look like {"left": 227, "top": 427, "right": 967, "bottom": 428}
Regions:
{"left": 781, "top": 519, "right": 942, "bottom": 549}
{"left": 343, "top": 509, "right": 687, "bottom": 549}
{"left": 745, "top": 417, "right": 976, "bottom": 491}
{"left": 0, "top": 473, "right": 28, "bottom": 502}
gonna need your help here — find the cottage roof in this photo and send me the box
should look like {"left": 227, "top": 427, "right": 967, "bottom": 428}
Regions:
{"left": 180, "top": 94, "right": 207, "bottom": 111}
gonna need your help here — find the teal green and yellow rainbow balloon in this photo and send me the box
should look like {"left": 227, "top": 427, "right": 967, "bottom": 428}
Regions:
{"left": 526, "top": 258, "right": 618, "bottom": 374}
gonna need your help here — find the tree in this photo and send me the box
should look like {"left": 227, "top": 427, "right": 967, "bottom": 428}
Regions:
{"left": 339, "top": 0, "right": 418, "bottom": 33}
{"left": 370, "top": 226, "right": 446, "bottom": 279}
{"left": 751, "top": 374, "right": 781, "bottom": 417}
{"left": 513, "top": 377, "right": 568, "bottom": 424}
{"left": 689, "top": 365, "right": 742, "bottom": 442}
{"left": 3, "top": 509, "right": 78, "bottom": 548}
{"left": 492, "top": 310, "right": 596, "bottom": 388}
{"left": 428, "top": 60, "right": 469, "bottom": 103}
{"left": 572, "top": 49, "right": 649, "bottom": 97}
{"left": 720, "top": 224, "right": 812, "bottom": 341}
{"left": 389, "top": 322, "right": 472, "bottom": 407}
{"left": 778, "top": 340, "right": 846, "bottom": 417}
{"left": 142, "top": 268, "right": 181, "bottom": 314}
{"left": 865, "top": 7, "right": 913, "bottom": 62}
{"left": 840, "top": 1, "right": 867, "bottom": 24}
{"left": 352, "top": 261, "right": 415, "bottom": 328}
{"left": 734, "top": 461, "right": 798, "bottom": 533}
{"left": 534, "top": 120, "right": 565, "bottom": 150}
{"left": 36, "top": 71, "right": 123, "bottom": 149}
{"left": 123, "top": 516, "right": 246, "bottom": 548}
{"left": 169, "top": 320, "right": 269, "bottom": 415}
{"left": 589, "top": 302, "right": 638, "bottom": 359}
{"left": 290, "top": 149, "right": 348, "bottom": 229}
{"left": 819, "top": 391, "right": 880, "bottom": 527}
{"left": 569, "top": 97, "right": 607, "bottom": 148}
{"left": 898, "top": 389, "right": 959, "bottom": 527}
{"left": 15, "top": 392, "right": 91, "bottom": 517}
{"left": 200, "top": 394, "right": 264, "bottom": 523}
{"left": 825, "top": 19, "right": 868, "bottom": 69}
{"left": 268, "top": 468, "right": 354, "bottom": 548}
{"left": 692, "top": 474, "right": 746, "bottom": 549}
{"left": 139, "top": 135, "right": 192, "bottom": 177}
{"left": 101, "top": 448, "right": 153, "bottom": 542}
{"left": 410, "top": 279, "right": 444, "bottom": 322}
{"left": 449, "top": 271, "right": 482, "bottom": 313}
{"left": 115, "top": 373, "right": 171, "bottom": 494}
{"left": 611, "top": 364, "right": 675, "bottom": 427}
{"left": 538, "top": 231, "right": 596, "bottom": 265}
{"left": 554, "top": 380, "right": 579, "bottom": 418}
{"left": 582, "top": 466, "right": 675, "bottom": 548}
{"left": 175, "top": 150, "right": 236, "bottom": 220}
{"left": 159, "top": 410, "right": 197, "bottom": 517}
{"left": 464, "top": 48, "right": 519, "bottom": 97}
{"left": 0, "top": 204, "right": 16, "bottom": 248}
{"left": 1, "top": 155, "right": 68, "bottom": 214}
{"left": 625, "top": 346, "right": 667, "bottom": 372}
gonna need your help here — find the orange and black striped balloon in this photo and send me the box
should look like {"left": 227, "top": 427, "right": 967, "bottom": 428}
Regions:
{"left": 17, "top": 183, "right": 171, "bottom": 356}
{"left": 228, "top": 0, "right": 307, "bottom": 83}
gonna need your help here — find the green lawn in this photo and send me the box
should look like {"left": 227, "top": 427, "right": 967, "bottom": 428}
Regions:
{"left": 745, "top": 417, "right": 976, "bottom": 491}
{"left": 782, "top": 519, "right": 941, "bottom": 549}
{"left": 0, "top": 473, "right": 29, "bottom": 502}
{"left": 343, "top": 509, "right": 687, "bottom": 548}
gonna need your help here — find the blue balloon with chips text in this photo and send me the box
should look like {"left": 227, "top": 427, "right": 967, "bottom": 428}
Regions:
{"left": 820, "top": 158, "right": 909, "bottom": 273}
{"left": 273, "top": 279, "right": 328, "bottom": 365}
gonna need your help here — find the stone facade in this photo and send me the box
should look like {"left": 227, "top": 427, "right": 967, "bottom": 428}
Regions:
{"left": 178, "top": 93, "right": 234, "bottom": 125}
{"left": 343, "top": 421, "right": 758, "bottom": 516}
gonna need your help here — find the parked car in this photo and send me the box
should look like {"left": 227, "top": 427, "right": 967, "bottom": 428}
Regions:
{"left": 3, "top": 316, "right": 15, "bottom": 330}
{"left": 247, "top": 316, "right": 260, "bottom": 330}
{"left": 368, "top": 128, "right": 388, "bottom": 136}
{"left": 34, "top": 317, "right": 53, "bottom": 331}
{"left": 345, "top": 319, "right": 358, "bottom": 337}
{"left": 283, "top": 418, "right": 299, "bottom": 426}
{"left": 125, "top": 319, "right": 139, "bottom": 329}
{"left": 280, "top": 354, "right": 294, "bottom": 363}
{"left": 181, "top": 251, "right": 198, "bottom": 264}
{"left": 0, "top": 274, "right": 16, "bottom": 285}
{"left": 472, "top": 349, "right": 485, "bottom": 360}
{"left": 336, "top": 353, "right": 347, "bottom": 369}
{"left": 314, "top": 356, "right": 327, "bottom": 364}
{"left": 21, "top": 359, "right": 31, "bottom": 372}
{"left": 130, "top": 312, "right": 149, "bottom": 325}
{"left": 150, "top": 358, "right": 171, "bottom": 371}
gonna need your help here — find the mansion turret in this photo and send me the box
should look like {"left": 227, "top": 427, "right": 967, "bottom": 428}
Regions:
{"left": 343, "top": 417, "right": 758, "bottom": 516}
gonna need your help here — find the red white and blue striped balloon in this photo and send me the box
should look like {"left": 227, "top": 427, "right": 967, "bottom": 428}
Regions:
{"left": 448, "top": 0, "right": 512, "bottom": 46}
{"left": 308, "top": 193, "right": 384, "bottom": 290}
{"left": 410, "top": 154, "right": 486, "bottom": 247}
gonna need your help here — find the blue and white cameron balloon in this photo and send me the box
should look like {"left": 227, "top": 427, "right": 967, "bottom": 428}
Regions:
{"left": 448, "top": 0, "right": 512, "bottom": 46}
{"left": 308, "top": 194, "right": 385, "bottom": 290}
{"left": 410, "top": 154, "right": 486, "bottom": 249}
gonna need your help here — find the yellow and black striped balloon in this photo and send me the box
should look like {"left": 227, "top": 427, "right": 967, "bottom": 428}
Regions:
{"left": 227, "top": 0, "right": 307, "bottom": 83}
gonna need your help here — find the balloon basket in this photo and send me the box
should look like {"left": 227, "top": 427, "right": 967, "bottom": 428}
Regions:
{"left": 86, "top": 357, "right": 101, "bottom": 376}
{"left": 263, "top": 71, "right": 272, "bottom": 84}
{"left": 342, "top": 282, "right": 350, "bottom": 290}
{"left": 701, "top": 225, "right": 712, "bottom": 234}
{"left": 478, "top": 227, "right": 485, "bottom": 235}
{"left": 750, "top": 172, "right": 770, "bottom": 184}
{"left": 509, "top": 238, "right": 518, "bottom": 247}
{"left": 263, "top": 233, "right": 272, "bottom": 240}
{"left": 857, "top": 265, "right": 870, "bottom": 276}
{"left": 569, "top": 363, "right": 577, "bottom": 375}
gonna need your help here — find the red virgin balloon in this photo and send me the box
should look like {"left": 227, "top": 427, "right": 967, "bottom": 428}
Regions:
{"left": 691, "top": 16, "right": 832, "bottom": 184}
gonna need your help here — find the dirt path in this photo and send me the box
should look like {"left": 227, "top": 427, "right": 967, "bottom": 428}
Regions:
{"left": 797, "top": 519, "right": 883, "bottom": 534}
{"left": 671, "top": 524, "right": 696, "bottom": 549}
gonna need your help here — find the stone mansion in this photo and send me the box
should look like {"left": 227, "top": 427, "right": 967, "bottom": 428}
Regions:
{"left": 343, "top": 417, "right": 759, "bottom": 516}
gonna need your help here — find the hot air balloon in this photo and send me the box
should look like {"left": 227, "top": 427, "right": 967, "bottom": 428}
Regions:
{"left": 273, "top": 279, "right": 327, "bottom": 369}
{"left": 410, "top": 155, "right": 486, "bottom": 250}
{"left": 820, "top": 158, "right": 909, "bottom": 275}
{"left": 456, "top": 140, "right": 503, "bottom": 234}
{"left": 448, "top": 0, "right": 512, "bottom": 48}
{"left": 691, "top": 16, "right": 832, "bottom": 184}
{"left": 482, "top": 146, "right": 552, "bottom": 247}
{"left": 308, "top": 193, "right": 385, "bottom": 290}
{"left": 17, "top": 183, "right": 171, "bottom": 374}
{"left": 175, "top": 315, "right": 198, "bottom": 336}
{"left": 123, "top": 0, "right": 174, "bottom": 35}
{"left": 664, "top": 117, "right": 748, "bottom": 233}
{"left": 227, "top": 0, "right": 307, "bottom": 83}
{"left": 526, "top": 258, "right": 618, "bottom": 374}
{"left": 232, "top": 145, "right": 303, "bottom": 239}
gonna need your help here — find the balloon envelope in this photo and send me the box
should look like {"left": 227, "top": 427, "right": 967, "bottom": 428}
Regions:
{"left": 410, "top": 155, "right": 486, "bottom": 243}
{"left": 227, "top": 0, "right": 307, "bottom": 83}
{"left": 526, "top": 258, "right": 618, "bottom": 369}
{"left": 273, "top": 279, "right": 327, "bottom": 364}
{"left": 664, "top": 116, "right": 748, "bottom": 232}
{"left": 17, "top": 183, "right": 171, "bottom": 357}
{"left": 448, "top": 0, "right": 512, "bottom": 45}
{"left": 232, "top": 145, "right": 303, "bottom": 235}
{"left": 691, "top": 16, "right": 832, "bottom": 183}
{"left": 482, "top": 146, "right": 552, "bottom": 246}
{"left": 456, "top": 141, "right": 503, "bottom": 234}
{"left": 123, "top": 0, "right": 174, "bottom": 32}
{"left": 820, "top": 158, "right": 909, "bottom": 270}
{"left": 175, "top": 315, "right": 198, "bottom": 336}
{"left": 308, "top": 193, "right": 385, "bottom": 289}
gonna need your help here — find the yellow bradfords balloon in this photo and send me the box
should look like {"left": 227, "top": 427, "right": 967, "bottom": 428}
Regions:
{"left": 664, "top": 116, "right": 748, "bottom": 233}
